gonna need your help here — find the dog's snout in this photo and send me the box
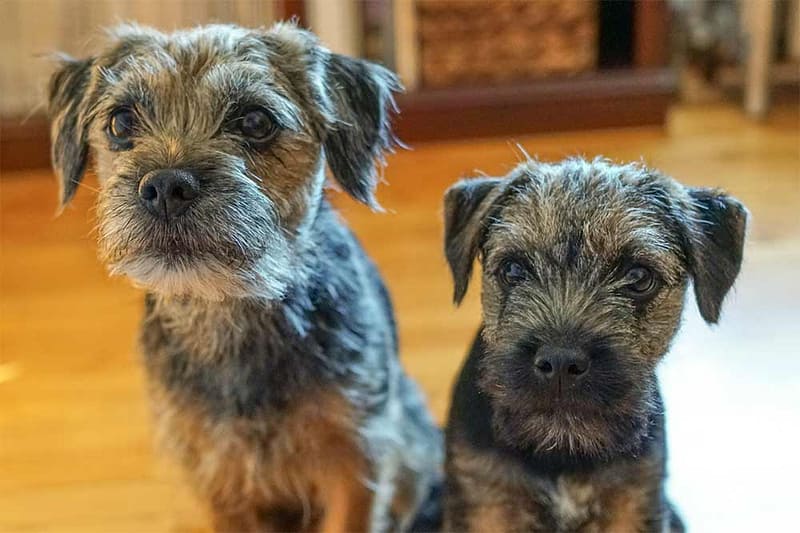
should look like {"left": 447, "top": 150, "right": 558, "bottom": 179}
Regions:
{"left": 139, "top": 169, "right": 199, "bottom": 220}
{"left": 533, "top": 345, "right": 590, "bottom": 383}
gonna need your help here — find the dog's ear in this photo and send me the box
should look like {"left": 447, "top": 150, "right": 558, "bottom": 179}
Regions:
{"left": 683, "top": 188, "right": 748, "bottom": 323}
{"left": 263, "top": 23, "right": 402, "bottom": 208}
{"left": 321, "top": 53, "right": 402, "bottom": 209}
{"left": 443, "top": 178, "right": 504, "bottom": 305}
{"left": 48, "top": 55, "right": 93, "bottom": 209}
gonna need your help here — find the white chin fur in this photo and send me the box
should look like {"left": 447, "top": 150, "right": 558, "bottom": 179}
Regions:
{"left": 110, "top": 255, "right": 287, "bottom": 301}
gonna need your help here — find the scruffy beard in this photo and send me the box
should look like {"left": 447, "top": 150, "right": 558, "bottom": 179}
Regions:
{"left": 489, "top": 402, "right": 654, "bottom": 462}
{"left": 478, "top": 347, "right": 658, "bottom": 461}
{"left": 107, "top": 252, "right": 293, "bottom": 301}
{"left": 94, "top": 169, "right": 304, "bottom": 301}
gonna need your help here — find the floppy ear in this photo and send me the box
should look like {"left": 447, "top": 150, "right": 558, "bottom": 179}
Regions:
{"left": 322, "top": 53, "right": 402, "bottom": 209}
{"left": 443, "top": 178, "right": 504, "bottom": 305}
{"left": 684, "top": 188, "right": 748, "bottom": 323}
{"left": 48, "top": 55, "right": 93, "bottom": 209}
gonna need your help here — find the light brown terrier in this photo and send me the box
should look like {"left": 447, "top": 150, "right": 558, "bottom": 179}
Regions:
{"left": 48, "top": 22, "right": 442, "bottom": 532}
{"left": 442, "top": 158, "right": 747, "bottom": 532}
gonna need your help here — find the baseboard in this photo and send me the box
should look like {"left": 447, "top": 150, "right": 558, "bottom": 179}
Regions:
{"left": 1, "top": 115, "right": 51, "bottom": 173}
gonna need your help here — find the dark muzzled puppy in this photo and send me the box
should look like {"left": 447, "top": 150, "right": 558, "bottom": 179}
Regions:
{"left": 48, "top": 22, "right": 442, "bottom": 532}
{"left": 442, "top": 158, "right": 747, "bottom": 532}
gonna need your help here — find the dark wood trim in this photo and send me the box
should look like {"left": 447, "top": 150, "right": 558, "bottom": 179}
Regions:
{"left": 0, "top": 115, "right": 51, "bottom": 173}
{"left": 394, "top": 68, "right": 678, "bottom": 142}
{"left": 634, "top": 0, "right": 671, "bottom": 67}
{"left": 278, "top": 0, "right": 306, "bottom": 26}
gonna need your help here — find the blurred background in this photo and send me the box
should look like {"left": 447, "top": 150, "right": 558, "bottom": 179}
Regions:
{"left": 1, "top": 1, "right": 798, "bottom": 532}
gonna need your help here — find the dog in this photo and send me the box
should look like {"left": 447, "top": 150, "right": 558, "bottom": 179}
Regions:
{"left": 47, "top": 22, "right": 442, "bottom": 532}
{"left": 441, "top": 157, "right": 747, "bottom": 532}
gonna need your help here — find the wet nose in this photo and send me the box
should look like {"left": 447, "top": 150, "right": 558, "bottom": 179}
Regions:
{"left": 138, "top": 169, "right": 199, "bottom": 220}
{"left": 533, "top": 345, "right": 590, "bottom": 383}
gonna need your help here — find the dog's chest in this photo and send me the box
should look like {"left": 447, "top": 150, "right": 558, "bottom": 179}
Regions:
{"left": 525, "top": 473, "right": 653, "bottom": 532}
{"left": 538, "top": 478, "right": 601, "bottom": 531}
{"left": 140, "top": 298, "right": 365, "bottom": 418}
{"left": 152, "top": 384, "right": 363, "bottom": 511}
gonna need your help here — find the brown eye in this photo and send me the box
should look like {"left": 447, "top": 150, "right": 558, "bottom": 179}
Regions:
{"left": 623, "top": 266, "right": 658, "bottom": 296}
{"left": 240, "top": 108, "right": 278, "bottom": 141}
{"left": 498, "top": 258, "right": 529, "bottom": 286}
{"left": 108, "top": 108, "right": 136, "bottom": 144}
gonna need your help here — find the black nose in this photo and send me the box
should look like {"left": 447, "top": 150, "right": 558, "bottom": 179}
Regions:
{"left": 533, "top": 345, "right": 590, "bottom": 383}
{"left": 138, "top": 169, "right": 199, "bottom": 220}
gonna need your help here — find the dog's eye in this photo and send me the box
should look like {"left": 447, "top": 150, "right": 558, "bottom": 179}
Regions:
{"left": 240, "top": 109, "right": 278, "bottom": 142}
{"left": 498, "top": 259, "right": 529, "bottom": 286}
{"left": 622, "top": 266, "right": 658, "bottom": 296}
{"left": 108, "top": 108, "right": 136, "bottom": 144}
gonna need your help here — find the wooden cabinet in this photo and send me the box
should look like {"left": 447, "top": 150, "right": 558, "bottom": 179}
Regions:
{"left": 386, "top": 0, "right": 676, "bottom": 141}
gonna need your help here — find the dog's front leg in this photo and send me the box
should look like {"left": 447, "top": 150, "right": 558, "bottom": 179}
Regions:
{"left": 212, "top": 506, "right": 308, "bottom": 533}
{"left": 210, "top": 508, "right": 262, "bottom": 533}
{"left": 320, "top": 475, "right": 375, "bottom": 533}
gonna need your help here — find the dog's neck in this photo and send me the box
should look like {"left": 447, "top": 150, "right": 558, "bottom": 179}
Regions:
{"left": 139, "top": 197, "right": 375, "bottom": 417}
{"left": 141, "top": 286, "right": 338, "bottom": 417}
{"left": 497, "top": 404, "right": 664, "bottom": 477}
{"left": 143, "top": 198, "right": 339, "bottom": 361}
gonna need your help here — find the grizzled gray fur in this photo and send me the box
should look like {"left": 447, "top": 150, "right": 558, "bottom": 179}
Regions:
{"left": 442, "top": 158, "right": 747, "bottom": 532}
{"left": 48, "top": 22, "right": 442, "bottom": 532}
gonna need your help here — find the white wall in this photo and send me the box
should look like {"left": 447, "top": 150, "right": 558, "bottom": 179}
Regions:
{"left": 0, "top": 0, "right": 276, "bottom": 116}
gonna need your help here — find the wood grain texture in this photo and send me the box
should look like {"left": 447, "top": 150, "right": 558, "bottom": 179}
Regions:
{"left": 1, "top": 103, "right": 798, "bottom": 532}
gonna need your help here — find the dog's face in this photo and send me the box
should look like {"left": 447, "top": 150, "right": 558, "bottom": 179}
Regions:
{"left": 444, "top": 158, "right": 746, "bottom": 460}
{"left": 48, "top": 23, "right": 399, "bottom": 300}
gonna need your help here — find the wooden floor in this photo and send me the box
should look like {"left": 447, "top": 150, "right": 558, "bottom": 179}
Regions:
{"left": 1, "top": 102, "right": 799, "bottom": 532}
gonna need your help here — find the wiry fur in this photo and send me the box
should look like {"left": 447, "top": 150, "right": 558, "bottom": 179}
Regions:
{"left": 48, "top": 22, "right": 441, "bottom": 532}
{"left": 442, "top": 157, "right": 747, "bottom": 532}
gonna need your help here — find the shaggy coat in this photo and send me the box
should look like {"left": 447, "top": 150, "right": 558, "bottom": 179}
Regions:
{"left": 48, "top": 23, "right": 442, "bottom": 532}
{"left": 442, "top": 158, "right": 747, "bottom": 532}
